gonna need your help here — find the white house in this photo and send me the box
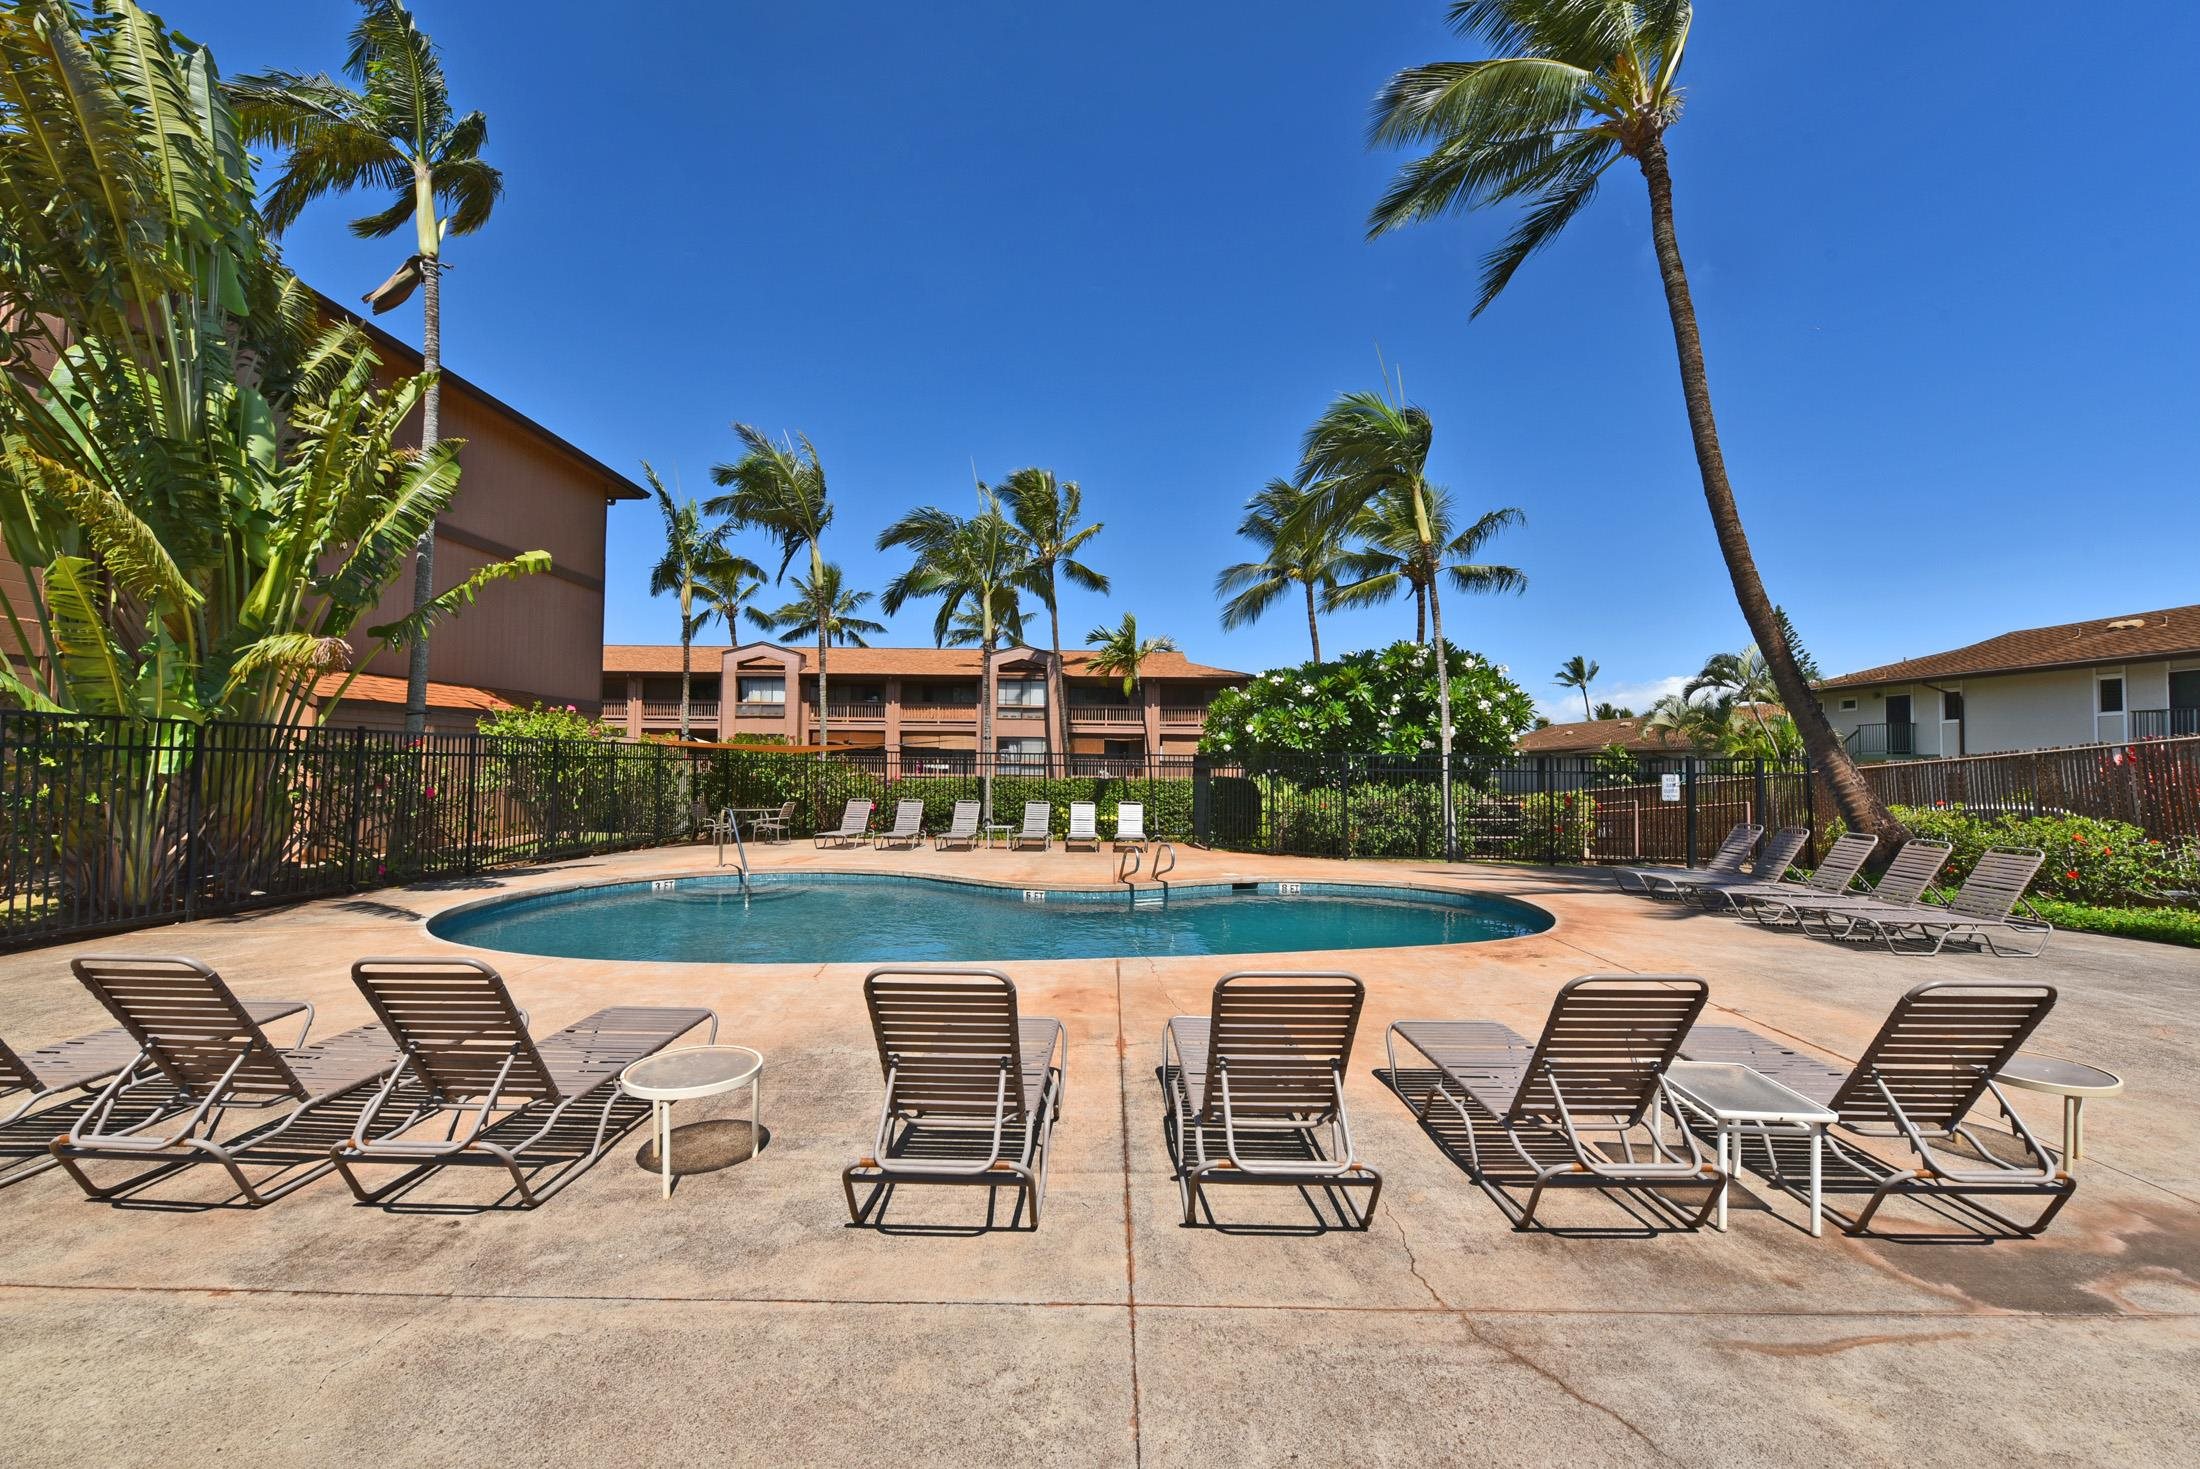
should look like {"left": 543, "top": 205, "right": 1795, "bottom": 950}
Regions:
{"left": 1817, "top": 604, "right": 2200, "bottom": 759}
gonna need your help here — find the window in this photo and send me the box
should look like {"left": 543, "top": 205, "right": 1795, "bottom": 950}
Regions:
{"left": 1838, "top": 698, "right": 1858, "bottom": 712}
{"left": 2098, "top": 677, "right": 2124, "bottom": 714}
{"left": 1941, "top": 690, "right": 1964, "bottom": 722}
{"left": 998, "top": 679, "right": 1047, "bottom": 707}
{"left": 736, "top": 676, "right": 784, "bottom": 706}
{"left": 997, "top": 736, "right": 1048, "bottom": 769}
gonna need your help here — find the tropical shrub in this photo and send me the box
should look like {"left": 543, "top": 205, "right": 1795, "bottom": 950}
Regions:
{"left": 1200, "top": 641, "right": 1535, "bottom": 766}
{"left": 477, "top": 702, "right": 621, "bottom": 742}
{"left": 1506, "top": 790, "right": 1597, "bottom": 861}
{"left": 1830, "top": 803, "right": 2197, "bottom": 908}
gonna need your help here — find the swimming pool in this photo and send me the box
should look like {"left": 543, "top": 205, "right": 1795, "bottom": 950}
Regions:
{"left": 429, "top": 873, "right": 1552, "bottom": 964}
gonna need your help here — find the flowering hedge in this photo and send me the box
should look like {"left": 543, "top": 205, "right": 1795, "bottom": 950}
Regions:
{"left": 1199, "top": 641, "right": 1536, "bottom": 766}
{"left": 1833, "top": 803, "right": 2200, "bottom": 907}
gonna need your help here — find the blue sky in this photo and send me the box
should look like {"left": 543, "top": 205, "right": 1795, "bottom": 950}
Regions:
{"left": 172, "top": 1, "right": 2200, "bottom": 718}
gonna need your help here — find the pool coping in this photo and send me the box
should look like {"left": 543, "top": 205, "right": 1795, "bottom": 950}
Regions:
{"left": 420, "top": 864, "right": 1561, "bottom": 965}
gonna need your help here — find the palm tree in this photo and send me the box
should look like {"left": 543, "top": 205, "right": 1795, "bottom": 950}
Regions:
{"left": 1591, "top": 700, "right": 1634, "bottom": 721}
{"left": 1085, "top": 613, "right": 1178, "bottom": 698}
{"left": 1216, "top": 477, "right": 1348, "bottom": 662}
{"left": 228, "top": 0, "right": 502, "bottom": 735}
{"left": 1366, "top": 0, "right": 1901, "bottom": 841}
{"left": 1329, "top": 485, "right": 1526, "bottom": 645}
{"left": 687, "top": 552, "right": 765, "bottom": 644}
{"left": 708, "top": 426, "right": 836, "bottom": 756}
{"left": 643, "top": 463, "right": 738, "bottom": 740}
{"left": 999, "top": 468, "right": 1107, "bottom": 754}
{"left": 1298, "top": 389, "right": 1515, "bottom": 859}
{"left": 1554, "top": 655, "right": 1599, "bottom": 722}
{"left": 743, "top": 563, "right": 884, "bottom": 647}
{"left": 1642, "top": 690, "right": 1731, "bottom": 753}
{"left": 878, "top": 492, "right": 1029, "bottom": 814}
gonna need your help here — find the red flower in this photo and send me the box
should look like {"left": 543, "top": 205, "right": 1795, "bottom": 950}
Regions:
{"left": 2065, "top": 870, "right": 2078, "bottom": 881}
{"left": 2101, "top": 848, "right": 2112, "bottom": 856}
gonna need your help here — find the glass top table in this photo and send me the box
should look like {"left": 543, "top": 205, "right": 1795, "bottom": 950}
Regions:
{"left": 1664, "top": 1061, "right": 1839, "bottom": 1235}
{"left": 619, "top": 1045, "right": 763, "bottom": 1198}
{"left": 1996, "top": 1054, "right": 2122, "bottom": 1165}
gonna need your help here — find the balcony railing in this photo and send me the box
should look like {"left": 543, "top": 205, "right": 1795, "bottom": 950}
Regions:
{"left": 807, "top": 701, "right": 886, "bottom": 723}
{"left": 1159, "top": 705, "right": 1208, "bottom": 724}
{"left": 2132, "top": 708, "right": 2200, "bottom": 740}
{"left": 1844, "top": 721, "right": 1917, "bottom": 759}
{"left": 639, "top": 699, "right": 719, "bottom": 722}
{"left": 900, "top": 704, "right": 976, "bottom": 722}
{"left": 1068, "top": 705, "right": 1141, "bottom": 725}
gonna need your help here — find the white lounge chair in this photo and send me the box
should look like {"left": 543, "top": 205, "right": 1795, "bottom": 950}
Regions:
{"left": 877, "top": 799, "right": 926, "bottom": 850}
{"left": 1065, "top": 802, "right": 1100, "bottom": 851}
{"left": 1113, "top": 802, "right": 1148, "bottom": 850}
{"left": 935, "top": 800, "right": 981, "bottom": 850}
{"left": 815, "top": 799, "right": 874, "bottom": 849}
{"left": 1008, "top": 801, "right": 1052, "bottom": 852}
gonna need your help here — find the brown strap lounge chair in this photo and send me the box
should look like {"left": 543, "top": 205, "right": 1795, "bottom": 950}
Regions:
{"left": 1749, "top": 837, "right": 1953, "bottom": 931}
{"left": 814, "top": 799, "right": 874, "bottom": 848}
{"left": 50, "top": 958, "right": 398, "bottom": 1205}
{"left": 843, "top": 968, "right": 1065, "bottom": 1227}
{"left": 1614, "top": 823, "right": 1762, "bottom": 896}
{"left": 1821, "top": 848, "right": 2052, "bottom": 956}
{"left": 1387, "top": 976, "right": 1722, "bottom": 1230}
{"left": 1642, "top": 826, "right": 1811, "bottom": 904}
{"left": 935, "top": 799, "right": 981, "bottom": 850}
{"left": 332, "top": 958, "right": 716, "bottom": 1207}
{"left": 1163, "top": 972, "right": 1380, "bottom": 1227}
{"left": 1682, "top": 980, "right": 2072, "bottom": 1234}
{"left": 1712, "top": 831, "right": 1878, "bottom": 917}
{"left": 876, "top": 799, "right": 927, "bottom": 849}
{"left": 1008, "top": 801, "right": 1052, "bottom": 852}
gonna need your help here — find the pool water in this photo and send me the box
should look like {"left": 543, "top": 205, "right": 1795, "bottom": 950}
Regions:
{"left": 429, "top": 874, "right": 1551, "bottom": 964}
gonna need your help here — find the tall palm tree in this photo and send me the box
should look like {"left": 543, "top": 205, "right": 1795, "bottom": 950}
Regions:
{"left": 687, "top": 552, "right": 765, "bottom": 644}
{"left": 1366, "top": 0, "right": 1900, "bottom": 840}
{"left": 1215, "top": 477, "right": 1348, "bottom": 662}
{"left": 643, "top": 463, "right": 738, "bottom": 740}
{"left": 1330, "top": 485, "right": 1526, "bottom": 645}
{"left": 743, "top": 563, "right": 883, "bottom": 647}
{"left": 999, "top": 468, "right": 1107, "bottom": 755}
{"left": 878, "top": 492, "right": 1029, "bottom": 814}
{"left": 1554, "top": 655, "right": 1599, "bottom": 722}
{"left": 1298, "top": 389, "right": 1505, "bottom": 858}
{"left": 228, "top": 0, "right": 502, "bottom": 735}
{"left": 708, "top": 426, "right": 836, "bottom": 756}
{"left": 1085, "top": 613, "right": 1178, "bottom": 698}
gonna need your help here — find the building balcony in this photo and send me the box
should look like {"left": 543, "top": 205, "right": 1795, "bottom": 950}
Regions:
{"left": 2131, "top": 708, "right": 2200, "bottom": 740}
{"left": 805, "top": 701, "right": 887, "bottom": 724}
{"left": 1844, "top": 721, "right": 1917, "bottom": 760}
{"left": 1159, "top": 705, "right": 1208, "bottom": 725}
{"left": 899, "top": 704, "right": 977, "bottom": 724}
{"left": 1068, "top": 704, "right": 1142, "bottom": 727}
{"left": 636, "top": 699, "right": 719, "bottom": 725}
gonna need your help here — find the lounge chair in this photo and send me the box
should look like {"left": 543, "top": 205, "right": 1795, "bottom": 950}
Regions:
{"left": 1112, "top": 802, "right": 1149, "bottom": 850}
{"left": 876, "top": 799, "right": 926, "bottom": 850}
{"left": 1163, "top": 971, "right": 1380, "bottom": 1226}
{"left": 1748, "top": 837, "right": 1953, "bottom": 931}
{"left": 748, "top": 800, "right": 797, "bottom": 844}
{"left": 1, "top": 996, "right": 312, "bottom": 1187}
{"left": 843, "top": 967, "right": 1064, "bottom": 1227}
{"left": 1065, "top": 802, "right": 1100, "bottom": 852}
{"left": 50, "top": 957, "right": 402, "bottom": 1205}
{"left": 935, "top": 799, "right": 981, "bottom": 850}
{"left": 1694, "top": 830, "right": 1877, "bottom": 914}
{"left": 1008, "top": 801, "right": 1052, "bottom": 852}
{"left": 1613, "top": 823, "right": 1763, "bottom": 896}
{"left": 1641, "top": 826, "right": 1811, "bottom": 903}
{"left": 1387, "top": 976, "right": 1723, "bottom": 1230}
{"left": 332, "top": 957, "right": 717, "bottom": 1207}
{"left": 814, "top": 798, "right": 874, "bottom": 849}
{"left": 1819, "top": 848, "right": 2051, "bottom": 956}
{"left": 1681, "top": 980, "right": 2073, "bottom": 1234}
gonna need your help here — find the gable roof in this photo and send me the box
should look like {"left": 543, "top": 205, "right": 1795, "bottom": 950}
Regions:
{"left": 602, "top": 643, "right": 1247, "bottom": 680}
{"left": 1515, "top": 717, "right": 1677, "bottom": 755}
{"left": 1817, "top": 604, "right": 2200, "bottom": 691}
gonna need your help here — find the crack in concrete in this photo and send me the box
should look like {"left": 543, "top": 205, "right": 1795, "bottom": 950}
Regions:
{"left": 1455, "top": 1312, "right": 1685, "bottom": 1465}
{"left": 1385, "top": 1205, "right": 1446, "bottom": 1310}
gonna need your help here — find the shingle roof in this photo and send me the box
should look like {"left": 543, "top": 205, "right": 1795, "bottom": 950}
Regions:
{"left": 1515, "top": 717, "right": 1677, "bottom": 754}
{"left": 312, "top": 672, "right": 518, "bottom": 713}
{"left": 1816, "top": 605, "right": 2200, "bottom": 691}
{"left": 601, "top": 644, "right": 1247, "bottom": 680}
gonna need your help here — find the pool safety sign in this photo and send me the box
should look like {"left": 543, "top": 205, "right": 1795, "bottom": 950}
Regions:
{"left": 1660, "top": 773, "right": 1683, "bottom": 803}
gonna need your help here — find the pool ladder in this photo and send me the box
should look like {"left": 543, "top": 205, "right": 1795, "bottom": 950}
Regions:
{"left": 1118, "top": 842, "right": 1175, "bottom": 909}
{"left": 715, "top": 809, "right": 751, "bottom": 892}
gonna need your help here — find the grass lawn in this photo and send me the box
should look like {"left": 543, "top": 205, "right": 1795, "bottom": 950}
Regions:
{"left": 2031, "top": 898, "right": 2200, "bottom": 949}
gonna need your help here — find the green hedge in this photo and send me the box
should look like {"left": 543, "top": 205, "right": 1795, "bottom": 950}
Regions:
{"left": 694, "top": 755, "right": 1194, "bottom": 839}
{"left": 1832, "top": 803, "right": 2200, "bottom": 907}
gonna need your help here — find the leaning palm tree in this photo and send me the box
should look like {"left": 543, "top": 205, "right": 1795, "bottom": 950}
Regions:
{"left": 999, "top": 468, "right": 1107, "bottom": 750}
{"left": 1330, "top": 485, "right": 1526, "bottom": 645}
{"left": 743, "top": 563, "right": 884, "bottom": 647}
{"left": 1366, "top": 0, "right": 1899, "bottom": 840}
{"left": 228, "top": 0, "right": 503, "bottom": 735}
{"left": 878, "top": 492, "right": 1029, "bottom": 815}
{"left": 1298, "top": 389, "right": 1507, "bottom": 858}
{"left": 708, "top": 425, "right": 836, "bottom": 757}
{"left": 1215, "top": 477, "right": 1348, "bottom": 662}
{"left": 1554, "top": 655, "right": 1599, "bottom": 722}
{"left": 1084, "top": 613, "right": 1178, "bottom": 698}
{"left": 643, "top": 463, "right": 738, "bottom": 739}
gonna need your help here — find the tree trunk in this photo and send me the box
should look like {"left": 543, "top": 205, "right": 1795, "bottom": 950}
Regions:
{"left": 811, "top": 541, "right": 829, "bottom": 761}
{"left": 1427, "top": 563, "right": 1455, "bottom": 861}
{"left": 981, "top": 617, "right": 997, "bottom": 825}
{"left": 678, "top": 589, "right": 692, "bottom": 742}
{"left": 402, "top": 258, "right": 442, "bottom": 735}
{"left": 1635, "top": 135, "right": 1902, "bottom": 840}
{"left": 1580, "top": 686, "right": 1592, "bottom": 723}
{"left": 1413, "top": 583, "right": 1427, "bottom": 645}
{"left": 1046, "top": 578, "right": 1066, "bottom": 774}
{"left": 1303, "top": 578, "right": 1322, "bottom": 663}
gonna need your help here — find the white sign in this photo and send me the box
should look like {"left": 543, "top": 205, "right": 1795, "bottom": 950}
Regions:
{"left": 1659, "top": 773, "right": 1683, "bottom": 803}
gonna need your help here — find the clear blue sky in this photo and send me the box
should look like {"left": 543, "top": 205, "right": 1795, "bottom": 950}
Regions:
{"left": 171, "top": 1, "right": 2200, "bottom": 717}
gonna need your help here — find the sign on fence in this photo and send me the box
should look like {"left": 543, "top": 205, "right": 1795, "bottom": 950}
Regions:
{"left": 1659, "top": 773, "right": 1682, "bottom": 802}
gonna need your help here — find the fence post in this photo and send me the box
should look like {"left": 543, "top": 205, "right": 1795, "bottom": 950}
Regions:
{"left": 464, "top": 733, "right": 482, "bottom": 872}
{"left": 1752, "top": 757, "right": 1767, "bottom": 840}
{"left": 1339, "top": 753, "right": 1352, "bottom": 858}
{"left": 342, "top": 727, "right": 366, "bottom": 890}
{"left": 1537, "top": 756, "right": 1552, "bottom": 865}
{"left": 180, "top": 721, "right": 205, "bottom": 922}
{"left": 1684, "top": 758, "right": 1700, "bottom": 868}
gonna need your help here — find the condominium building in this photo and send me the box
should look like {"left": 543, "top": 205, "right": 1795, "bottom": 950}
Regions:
{"left": 601, "top": 642, "right": 1246, "bottom": 769}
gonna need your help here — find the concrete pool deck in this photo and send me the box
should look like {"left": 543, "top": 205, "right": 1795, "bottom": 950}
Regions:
{"left": 1, "top": 840, "right": 2195, "bottom": 1466}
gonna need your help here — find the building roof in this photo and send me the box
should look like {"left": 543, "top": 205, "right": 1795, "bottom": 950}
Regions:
{"left": 1817, "top": 604, "right": 2200, "bottom": 691}
{"left": 602, "top": 643, "right": 1247, "bottom": 681}
{"left": 312, "top": 672, "right": 519, "bottom": 714}
{"left": 1515, "top": 717, "right": 1677, "bottom": 755}
{"left": 314, "top": 289, "right": 646, "bottom": 502}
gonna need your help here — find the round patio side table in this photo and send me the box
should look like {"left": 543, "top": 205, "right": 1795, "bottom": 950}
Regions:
{"left": 618, "top": 1045, "right": 764, "bottom": 1198}
{"left": 1995, "top": 1055, "right": 2121, "bottom": 1166}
